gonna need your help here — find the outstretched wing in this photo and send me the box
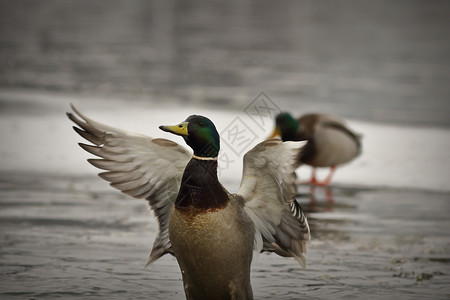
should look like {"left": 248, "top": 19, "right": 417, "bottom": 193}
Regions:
{"left": 67, "top": 104, "right": 191, "bottom": 265}
{"left": 238, "top": 139, "right": 310, "bottom": 268}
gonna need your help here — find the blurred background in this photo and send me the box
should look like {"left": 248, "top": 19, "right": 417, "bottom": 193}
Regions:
{"left": 1, "top": 1, "right": 450, "bottom": 299}
{"left": 1, "top": 0, "right": 449, "bottom": 126}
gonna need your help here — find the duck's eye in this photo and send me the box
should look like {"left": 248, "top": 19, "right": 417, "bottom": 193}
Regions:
{"left": 198, "top": 121, "right": 205, "bottom": 127}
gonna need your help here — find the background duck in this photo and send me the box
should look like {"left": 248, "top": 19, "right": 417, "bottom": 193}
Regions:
{"left": 270, "top": 112, "right": 361, "bottom": 186}
{"left": 68, "top": 105, "right": 310, "bottom": 300}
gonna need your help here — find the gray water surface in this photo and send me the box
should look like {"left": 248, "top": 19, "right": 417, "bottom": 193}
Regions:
{"left": 1, "top": 174, "right": 449, "bottom": 299}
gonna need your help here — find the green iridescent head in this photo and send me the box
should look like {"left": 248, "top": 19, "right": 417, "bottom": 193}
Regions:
{"left": 270, "top": 112, "right": 300, "bottom": 141}
{"left": 160, "top": 115, "right": 220, "bottom": 157}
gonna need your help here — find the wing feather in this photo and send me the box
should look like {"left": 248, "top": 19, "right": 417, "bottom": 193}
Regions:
{"left": 238, "top": 139, "right": 311, "bottom": 268}
{"left": 67, "top": 104, "right": 191, "bottom": 265}
{"left": 99, "top": 171, "right": 143, "bottom": 183}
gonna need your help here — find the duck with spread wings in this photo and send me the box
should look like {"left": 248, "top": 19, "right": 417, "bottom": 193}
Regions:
{"left": 67, "top": 105, "right": 310, "bottom": 300}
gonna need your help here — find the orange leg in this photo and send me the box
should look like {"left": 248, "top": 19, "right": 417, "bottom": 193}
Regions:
{"left": 311, "top": 165, "right": 336, "bottom": 186}
{"left": 310, "top": 167, "right": 319, "bottom": 185}
{"left": 321, "top": 165, "right": 337, "bottom": 186}
{"left": 297, "top": 166, "right": 337, "bottom": 186}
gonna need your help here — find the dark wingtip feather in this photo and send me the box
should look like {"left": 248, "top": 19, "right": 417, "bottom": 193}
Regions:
{"left": 67, "top": 110, "right": 88, "bottom": 130}
{"left": 73, "top": 126, "right": 103, "bottom": 145}
{"left": 79, "top": 143, "right": 102, "bottom": 157}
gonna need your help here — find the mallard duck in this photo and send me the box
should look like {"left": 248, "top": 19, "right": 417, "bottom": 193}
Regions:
{"left": 67, "top": 105, "right": 310, "bottom": 300}
{"left": 270, "top": 112, "right": 361, "bottom": 186}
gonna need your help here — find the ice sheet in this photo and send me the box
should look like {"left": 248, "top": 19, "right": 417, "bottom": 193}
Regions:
{"left": 1, "top": 90, "right": 449, "bottom": 192}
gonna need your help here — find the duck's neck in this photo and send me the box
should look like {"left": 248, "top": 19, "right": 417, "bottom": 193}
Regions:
{"left": 283, "top": 129, "right": 302, "bottom": 141}
{"left": 175, "top": 157, "right": 228, "bottom": 211}
{"left": 281, "top": 122, "right": 302, "bottom": 141}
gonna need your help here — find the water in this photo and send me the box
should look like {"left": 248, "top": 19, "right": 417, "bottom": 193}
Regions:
{"left": 1, "top": 0, "right": 449, "bottom": 127}
{"left": 1, "top": 174, "right": 449, "bottom": 299}
{"left": 1, "top": 0, "right": 450, "bottom": 299}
